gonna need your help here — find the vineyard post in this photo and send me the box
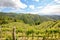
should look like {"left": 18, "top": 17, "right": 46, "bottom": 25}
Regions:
{"left": 12, "top": 26, "right": 16, "bottom": 40}
{"left": 0, "top": 26, "right": 2, "bottom": 40}
{"left": 32, "top": 32, "right": 34, "bottom": 40}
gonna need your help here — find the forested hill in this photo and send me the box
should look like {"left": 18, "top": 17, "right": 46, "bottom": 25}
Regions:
{"left": 42, "top": 15, "right": 60, "bottom": 20}
{"left": 0, "top": 12, "right": 52, "bottom": 25}
{"left": 0, "top": 12, "right": 60, "bottom": 25}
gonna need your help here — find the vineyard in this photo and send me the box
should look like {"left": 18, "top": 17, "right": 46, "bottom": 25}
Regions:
{"left": 0, "top": 21, "right": 60, "bottom": 40}
{"left": 0, "top": 13, "right": 60, "bottom": 40}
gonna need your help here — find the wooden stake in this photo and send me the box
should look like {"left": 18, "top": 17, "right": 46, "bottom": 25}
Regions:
{"left": 12, "top": 26, "right": 16, "bottom": 40}
{"left": 0, "top": 26, "right": 2, "bottom": 40}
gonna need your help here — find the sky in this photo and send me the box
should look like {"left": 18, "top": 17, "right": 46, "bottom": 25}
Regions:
{"left": 0, "top": 0, "right": 60, "bottom": 15}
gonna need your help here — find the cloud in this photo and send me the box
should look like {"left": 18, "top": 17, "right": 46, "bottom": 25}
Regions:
{"left": 0, "top": 0, "right": 27, "bottom": 9}
{"left": 54, "top": 0, "right": 60, "bottom": 3}
{"left": 0, "top": 7, "right": 26, "bottom": 13}
{"left": 33, "top": 0, "right": 39, "bottom": 2}
{"left": 37, "top": 6, "right": 43, "bottom": 9}
{"left": 29, "top": 5, "right": 35, "bottom": 10}
{"left": 40, "top": 4, "right": 60, "bottom": 15}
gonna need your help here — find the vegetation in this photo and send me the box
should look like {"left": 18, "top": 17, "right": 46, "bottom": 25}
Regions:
{"left": 0, "top": 12, "right": 52, "bottom": 25}
{"left": 0, "top": 12, "right": 60, "bottom": 40}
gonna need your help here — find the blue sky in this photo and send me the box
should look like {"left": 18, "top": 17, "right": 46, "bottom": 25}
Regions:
{"left": 0, "top": 0, "right": 60, "bottom": 15}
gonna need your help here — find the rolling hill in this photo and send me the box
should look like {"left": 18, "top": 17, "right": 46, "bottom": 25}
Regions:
{"left": 0, "top": 12, "right": 60, "bottom": 40}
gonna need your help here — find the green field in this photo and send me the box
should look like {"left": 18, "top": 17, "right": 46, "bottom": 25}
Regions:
{"left": 0, "top": 12, "right": 60, "bottom": 40}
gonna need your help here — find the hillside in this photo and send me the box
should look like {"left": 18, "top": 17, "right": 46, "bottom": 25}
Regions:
{"left": 0, "top": 12, "right": 52, "bottom": 25}
{"left": 42, "top": 15, "right": 60, "bottom": 20}
{"left": 0, "top": 21, "right": 60, "bottom": 40}
{"left": 0, "top": 12, "right": 60, "bottom": 40}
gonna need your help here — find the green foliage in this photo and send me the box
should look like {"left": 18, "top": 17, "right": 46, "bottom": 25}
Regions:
{"left": 0, "top": 12, "right": 51, "bottom": 25}
{"left": 0, "top": 12, "right": 60, "bottom": 40}
{"left": 26, "top": 29, "right": 34, "bottom": 36}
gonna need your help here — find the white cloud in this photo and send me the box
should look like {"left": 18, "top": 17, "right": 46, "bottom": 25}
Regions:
{"left": 0, "top": 0, "right": 27, "bottom": 9}
{"left": 39, "top": 4, "right": 60, "bottom": 15}
{"left": 29, "top": 5, "right": 35, "bottom": 10}
{"left": 0, "top": 7, "right": 26, "bottom": 13}
{"left": 54, "top": 0, "right": 60, "bottom": 3}
{"left": 37, "top": 6, "right": 43, "bottom": 9}
{"left": 33, "top": 0, "right": 39, "bottom": 2}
